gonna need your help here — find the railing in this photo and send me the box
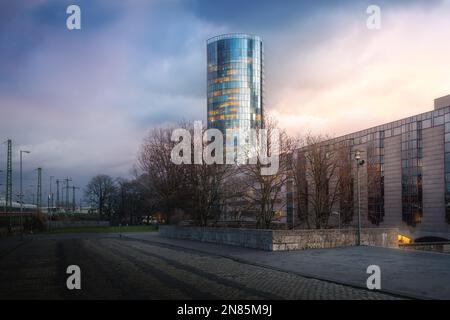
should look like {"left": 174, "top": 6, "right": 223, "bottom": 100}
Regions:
{"left": 399, "top": 242, "right": 450, "bottom": 254}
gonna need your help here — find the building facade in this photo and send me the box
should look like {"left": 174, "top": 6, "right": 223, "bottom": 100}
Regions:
{"left": 287, "top": 95, "right": 450, "bottom": 241}
{"left": 207, "top": 34, "right": 264, "bottom": 134}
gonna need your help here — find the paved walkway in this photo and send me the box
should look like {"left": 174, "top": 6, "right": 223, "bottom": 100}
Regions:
{"left": 125, "top": 232, "right": 450, "bottom": 300}
{"left": 0, "top": 233, "right": 398, "bottom": 300}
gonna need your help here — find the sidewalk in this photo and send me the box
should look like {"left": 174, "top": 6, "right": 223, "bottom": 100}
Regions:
{"left": 126, "top": 232, "right": 450, "bottom": 300}
{"left": 0, "top": 236, "right": 25, "bottom": 258}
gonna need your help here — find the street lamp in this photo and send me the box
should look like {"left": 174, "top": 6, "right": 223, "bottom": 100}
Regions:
{"left": 354, "top": 150, "right": 365, "bottom": 246}
{"left": 20, "top": 150, "right": 30, "bottom": 241}
{"left": 49, "top": 176, "right": 54, "bottom": 214}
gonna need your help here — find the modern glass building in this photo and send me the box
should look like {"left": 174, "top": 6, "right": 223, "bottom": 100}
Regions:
{"left": 207, "top": 34, "right": 264, "bottom": 133}
{"left": 286, "top": 95, "right": 450, "bottom": 241}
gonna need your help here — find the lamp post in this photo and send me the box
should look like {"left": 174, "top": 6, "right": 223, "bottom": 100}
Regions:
{"left": 49, "top": 176, "right": 54, "bottom": 214}
{"left": 354, "top": 150, "right": 365, "bottom": 246}
{"left": 20, "top": 150, "right": 30, "bottom": 241}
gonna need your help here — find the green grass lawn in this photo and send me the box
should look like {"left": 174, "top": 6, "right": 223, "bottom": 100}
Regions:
{"left": 45, "top": 224, "right": 158, "bottom": 234}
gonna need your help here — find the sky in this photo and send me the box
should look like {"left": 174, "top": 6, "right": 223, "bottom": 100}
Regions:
{"left": 1, "top": 0, "right": 450, "bottom": 201}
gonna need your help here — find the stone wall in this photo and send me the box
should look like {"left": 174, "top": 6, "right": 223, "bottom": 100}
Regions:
{"left": 159, "top": 226, "right": 273, "bottom": 250}
{"left": 272, "top": 228, "right": 398, "bottom": 250}
{"left": 159, "top": 226, "right": 399, "bottom": 251}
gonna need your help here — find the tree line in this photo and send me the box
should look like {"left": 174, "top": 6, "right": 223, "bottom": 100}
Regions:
{"left": 85, "top": 116, "right": 359, "bottom": 229}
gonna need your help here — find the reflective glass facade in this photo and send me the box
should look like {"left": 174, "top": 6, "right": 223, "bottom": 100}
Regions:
{"left": 445, "top": 113, "right": 450, "bottom": 223}
{"left": 207, "top": 34, "right": 264, "bottom": 132}
{"left": 367, "top": 132, "right": 385, "bottom": 225}
{"left": 324, "top": 105, "right": 450, "bottom": 228}
{"left": 401, "top": 121, "right": 423, "bottom": 226}
{"left": 338, "top": 143, "right": 354, "bottom": 225}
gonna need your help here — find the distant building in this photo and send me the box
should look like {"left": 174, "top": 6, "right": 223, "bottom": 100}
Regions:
{"left": 286, "top": 95, "right": 450, "bottom": 241}
{"left": 207, "top": 33, "right": 264, "bottom": 137}
{"left": 0, "top": 198, "right": 37, "bottom": 212}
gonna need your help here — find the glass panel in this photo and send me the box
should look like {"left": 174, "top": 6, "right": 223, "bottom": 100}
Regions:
{"left": 445, "top": 122, "right": 450, "bottom": 132}
{"left": 422, "top": 119, "right": 431, "bottom": 128}
{"left": 435, "top": 115, "right": 445, "bottom": 126}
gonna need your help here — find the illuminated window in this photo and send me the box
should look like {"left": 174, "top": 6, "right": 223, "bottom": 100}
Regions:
{"left": 207, "top": 34, "right": 263, "bottom": 132}
{"left": 398, "top": 234, "right": 412, "bottom": 244}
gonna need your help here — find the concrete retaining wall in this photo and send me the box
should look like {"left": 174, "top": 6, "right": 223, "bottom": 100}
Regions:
{"left": 159, "top": 226, "right": 399, "bottom": 251}
{"left": 400, "top": 242, "right": 450, "bottom": 254}
{"left": 272, "top": 228, "right": 398, "bottom": 250}
{"left": 159, "top": 226, "right": 273, "bottom": 250}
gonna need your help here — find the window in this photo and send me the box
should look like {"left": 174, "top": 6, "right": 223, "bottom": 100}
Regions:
{"left": 367, "top": 138, "right": 385, "bottom": 225}
{"left": 401, "top": 126, "right": 423, "bottom": 226}
{"left": 445, "top": 142, "right": 450, "bottom": 153}
{"left": 422, "top": 119, "right": 432, "bottom": 129}
{"left": 434, "top": 115, "right": 445, "bottom": 126}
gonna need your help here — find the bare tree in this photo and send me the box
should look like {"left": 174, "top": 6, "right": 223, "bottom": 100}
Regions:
{"left": 137, "top": 126, "right": 186, "bottom": 224}
{"left": 178, "top": 123, "right": 237, "bottom": 226}
{"left": 238, "top": 115, "right": 296, "bottom": 229}
{"left": 84, "top": 174, "right": 118, "bottom": 220}
{"left": 291, "top": 146, "right": 310, "bottom": 228}
{"left": 337, "top": 142, "right": 354, "bottom": 226}
{"left": 116, "top": 177, "right": 155, "bottom": 225}
{"left": 131, "top": 173, "right": 162, "bottom": 224}
{"left": 218, "top": 172, "right": 249, "bottom": 223}
{"left": 137, "top": 122, "right": 237, "bottom": 226}
{"left": 183, "top": 163, "right": 232, "bottom": 226}
{"left": 296, "top": 134, "right": 347, "bottom": 229}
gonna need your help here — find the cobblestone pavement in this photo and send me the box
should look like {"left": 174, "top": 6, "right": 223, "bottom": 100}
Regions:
{"left": 0, "top": 234, "right": 401, "bottom": 300}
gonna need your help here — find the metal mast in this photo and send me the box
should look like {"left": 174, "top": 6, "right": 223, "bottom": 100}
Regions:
{"left": 64, "top": 177, "right": 72, "bottom": 211}
{"left": 56, "top": 179, "right": 60, "bottom": 209}
{"left": 5, "top": 139, "right": 12, "bottom": 213}
{"left": 72, "top": 186, "right": 80, "bottom": 212}
{"left": 36, "top": 168, "right": 42, "bottom": 212}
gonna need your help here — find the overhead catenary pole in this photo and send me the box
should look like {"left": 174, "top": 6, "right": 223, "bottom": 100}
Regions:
{"left": 56, "top": 179, "right": 60, "bottom": 210}
{"left": 20, "top": 150, "right": 30, "bottom": 240}
{"left": 36, "top": 168, "right": 42, "bottom": 213}
{"left": 2, "top": 139, "right": 13, "bottom": 231}
{"left": 72, "top": 186, "right": 80, "bottom": 212}
{"left": 64, "top": 177, "right": 72, "bottom": 211}
{"left": 49, "top": 176, "right": 54, "bottom": 213}
{"left": 5, "top": 139, "right": 12, "bottom": 217}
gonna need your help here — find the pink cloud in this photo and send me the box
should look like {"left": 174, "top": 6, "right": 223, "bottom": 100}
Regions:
{"left": 265, "top": 2, "right": 450, "bottom": 137}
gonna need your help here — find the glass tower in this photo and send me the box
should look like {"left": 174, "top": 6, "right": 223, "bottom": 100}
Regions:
{"left": 207, "top": 34, "right": 264, "bottom": 133}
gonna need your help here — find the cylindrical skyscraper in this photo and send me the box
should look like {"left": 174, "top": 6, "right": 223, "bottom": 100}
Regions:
{"left": 207, "top": 34, "right": 264, "bottom": 133}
